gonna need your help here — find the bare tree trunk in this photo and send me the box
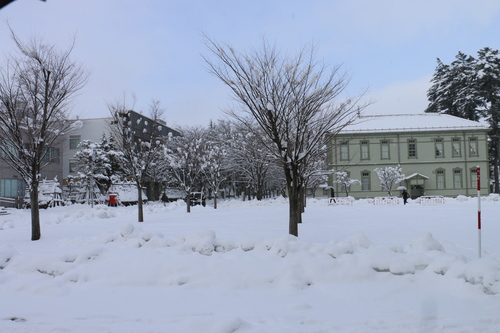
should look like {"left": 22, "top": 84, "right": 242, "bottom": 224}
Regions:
{"left": 186, "top": 194, "right": 191, "bottom": 213}
{"left": 136, "top": 180, "right": 144, "bottom": 222}
{"left": 495, "top": 138, "right": 500, "bottom": 193}
{"left": 287, "top": 185, "right": 300, "bottom": 236}
{"left": 214, "top": 194, "right": 218, "bottom": 209}
{"left": 30, "top": 183, "right": 41, "bottom": 241}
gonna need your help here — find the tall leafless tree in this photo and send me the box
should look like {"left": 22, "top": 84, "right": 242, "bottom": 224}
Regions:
{"left": 204, "top": 37, "right": 366, "bottom": 236}
{"left": 228, "top": 121, "right": 277, "bottom": 201}
{"left": 164, "top": 126, "right": 207, "bottom": 213}
{"left": 108, "top": 98, "right": 166, "bottom": 222}
{"left": 0, "top": 30, "right": 87, "bottom": 240}
{"left": 203, "top": 121, "right": 231, "bottom": 209}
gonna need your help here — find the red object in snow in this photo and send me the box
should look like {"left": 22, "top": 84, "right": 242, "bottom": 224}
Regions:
{"left": 108, "top": 194, "right": 117, "bottom": 206}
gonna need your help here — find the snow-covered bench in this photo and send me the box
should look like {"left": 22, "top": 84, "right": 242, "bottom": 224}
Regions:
{"left": 0, "top": 207, "right": 9, "bottom": 215}
{"left": 373, "top": 196, "right": 401, "bottom": 205}
{"left": 328, "top": 197, "right": 354, "bottom": 206}
{"left": 418, "top": 196, "right": 445, "bottom": 205}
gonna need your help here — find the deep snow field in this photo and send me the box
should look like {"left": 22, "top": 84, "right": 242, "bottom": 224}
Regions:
{"left": 1, "top": 195, "right": 500, "bottom": 333}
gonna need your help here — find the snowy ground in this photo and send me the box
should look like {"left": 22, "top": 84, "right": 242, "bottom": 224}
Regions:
{"left": 1, "top": 196, "right": 500, "bottom": 333}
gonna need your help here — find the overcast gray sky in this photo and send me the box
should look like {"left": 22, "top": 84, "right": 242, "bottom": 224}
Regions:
{"left": 1, "top": 0, "right": 500, "bottom": 128}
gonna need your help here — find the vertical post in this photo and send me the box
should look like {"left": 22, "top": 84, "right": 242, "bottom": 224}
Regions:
{"left": 477, "top": 166, "right": 481, "bottom": 258}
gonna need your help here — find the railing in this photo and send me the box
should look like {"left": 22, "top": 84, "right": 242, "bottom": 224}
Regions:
{"left": 418, "top": 196, "right": 445, "bottom": 205}
{"left": 0, "top": 197, "right": 16, "bottom": 204}
{"left": 328, "top": 197, "right": 354, "bottom": 206}
{"left": 373, "top": 196, "right": 401, "bottom": 205}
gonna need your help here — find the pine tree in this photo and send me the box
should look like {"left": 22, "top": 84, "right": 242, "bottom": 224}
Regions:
{"left": 73, "top": 140, "right": 110, "bottom": 204}
{"left": 426, "top": 47, "right": 500, "bottom": 192}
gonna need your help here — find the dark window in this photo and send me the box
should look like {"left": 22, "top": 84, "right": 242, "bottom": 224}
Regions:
{"left": 69, "top": 135, "right": 81, "bottom": 150}
{"left": 408, "top": 139, "right": 417, "bottom": 158}
{"left": 435, "top": 138, "right": 444, "bottom": 157}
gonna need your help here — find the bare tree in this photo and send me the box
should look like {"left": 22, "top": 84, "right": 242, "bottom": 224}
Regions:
{"left": 108, "top": 98, "right": 166, "bottom": 222}
{"left": 0, "top": 30, "right": 87, "bottom": 240}
{"left": 203, "top": 121, "right": 231, "bottom": 209}
{"left": 204, "top": 37, "right": 365, "bottom": 236}
{"left": 333, "top": 171, "right": 361, "bottom": 197}
{"left": 164, "top": 126, "right": 207, "bottom": 213}
{"left": 303, "top": 156, "right": 329, "bottom": 200}
{"left": 228, "top": 121, "right": 276, "bottom": 201}
{"left": 374, "top": 165, "right": 405, "bottom": 196}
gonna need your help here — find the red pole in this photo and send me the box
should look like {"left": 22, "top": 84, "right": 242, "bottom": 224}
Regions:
{"left": 477, "top": 167, "right": 481, "bottom": 258}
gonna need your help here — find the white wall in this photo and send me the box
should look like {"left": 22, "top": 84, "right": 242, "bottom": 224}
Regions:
{"left": 62, "top": 118, "right": 112, "bottom": 182}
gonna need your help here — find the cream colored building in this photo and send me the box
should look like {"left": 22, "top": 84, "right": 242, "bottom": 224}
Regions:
{"left": 328, "top": 114, "right": 490, "bottom": 199}
{"left": 63, "top": 117, "right": 112, "bottom": 182}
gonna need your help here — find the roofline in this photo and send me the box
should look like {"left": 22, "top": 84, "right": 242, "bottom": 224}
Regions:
{"left": 339, "top": 114, "right": 490, "bottom": 134}
{"left": 340, "top": 126, "right": 490, "bottom": 134}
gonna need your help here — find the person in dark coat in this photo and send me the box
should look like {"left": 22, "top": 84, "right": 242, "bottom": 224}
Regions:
{"left": 402, "top": 189, "right": 409, "bottom": 205}
{"left": 329, "top": 188, "right": 336, "bottom": 203}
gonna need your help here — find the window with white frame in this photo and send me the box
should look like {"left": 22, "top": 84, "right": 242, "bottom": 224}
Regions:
{"left": 69, "top": 135, "right": 81, "bottom": 150}
{"left": 436, "top": 169, "right": 445, "bottom": 189}
{"left": 453, "top": 169, "right": 462, "bottom": 188}
{"left": 1, "top": 142, "right": 19, "bottom": 158}
{"left": 408, "top": 139, "right": 417, "bottom": 158}
{"left": 340, "top": 141, "right": 349, "bottom": 160}
{"left": 360, "top": 140, "right": 369, "bottom": 160}
{"left": 0, "top": 178, "right": 20, "bottom": 197}
{"left": 469, "top": 137, "right": 478, "bottom": 157}
{"left": 42, "top": 147, "right": 60, "bottom": 163}
{"left": 470, "top": 168, "right": 478, "bottom": 188}
{"left": 452, "top": 138, "right": 461, "bottom": 157}
{"left": 361, "top": 171, "right": 370, "bottom": 191}
{"left": 69, "top": 162, "right": 79, "bottom": 173}
{"left": 380, "top": 140, "right": 390, "bottom": 159}
{"left": 435, "top": 138, "right": 444, "bottom": 157}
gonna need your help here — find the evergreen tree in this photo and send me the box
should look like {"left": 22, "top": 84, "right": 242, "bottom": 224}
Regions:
{"left": 426, "top": 47, "right": 500, "bottom": 192}
{"left": 73, "top": 140, "right": 109, "bottom": 204}
{"left": 98, "top": 134, "right": 124, "bottom": 192}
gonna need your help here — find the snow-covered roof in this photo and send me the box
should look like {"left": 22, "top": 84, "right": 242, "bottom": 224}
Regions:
{"left": 340, "top": 114, "right": 490, "bottom": 134}
{"left": 404, "top": 173, "right": 429, "bottom": 180}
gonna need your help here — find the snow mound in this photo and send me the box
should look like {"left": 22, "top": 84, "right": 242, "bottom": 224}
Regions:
{"left": 447, "top": 257, "right": 500, "bottom": 294}
{"left": 405, "top": 232, "right": 445, "bottom": 254}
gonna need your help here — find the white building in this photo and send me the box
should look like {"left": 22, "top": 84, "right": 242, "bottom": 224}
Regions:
{"left": 63, "top": 117, "right": 112, "bottom": 183}
{"left": 328, "top": 114, "right": 491, "bottom": 199}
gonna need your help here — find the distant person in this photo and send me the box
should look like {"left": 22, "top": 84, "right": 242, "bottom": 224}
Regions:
{"left": 161, "top": 192, "right": 169, "bottom": 206}
{"left": 330, "top": 188, "right": 336, "bottom": 204}
{"left": 402, "top": 189, "right": 409, "bottom": 205}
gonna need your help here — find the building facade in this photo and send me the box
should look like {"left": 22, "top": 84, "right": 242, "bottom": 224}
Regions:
{"left": 0, "top": 144, "right": 63, "bottom": 208}
{"left": 63, "top": 117, "right": 112, "bottom": 182}
{"left": 62, "top": 111, "right": 181, "bottom": 200}
{"left": 328, "top": 114, "right": 490, "bottom": 199}
{"left": 0, "top": 111, "right": 181, "bottom": 208}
